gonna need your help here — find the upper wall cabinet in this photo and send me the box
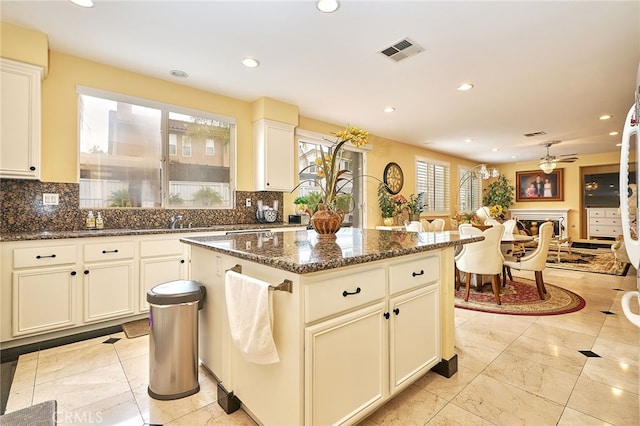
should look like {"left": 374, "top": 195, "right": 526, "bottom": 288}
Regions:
{"left": 253, "top": 119, "right": 295, "bottom": 191}
{"left": 1, "top": 58, "right": 43, "bottom": 180}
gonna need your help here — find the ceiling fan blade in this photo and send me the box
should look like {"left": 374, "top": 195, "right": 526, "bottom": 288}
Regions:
{"left": 557, "top": 158, "right": 577, "bottom": 163}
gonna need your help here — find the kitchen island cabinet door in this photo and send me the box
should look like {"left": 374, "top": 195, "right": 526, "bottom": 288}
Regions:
{"left": 12, "top": 267, "right": 78, "bottom": 336}
{"left": 139, "top": 239, "right": 188, "bottom": 311}
{"left": 389, "top": 284, "right": 440, "bottom": 393}
{"left": 305, "top": 302, "right": 388, "bottom": 426}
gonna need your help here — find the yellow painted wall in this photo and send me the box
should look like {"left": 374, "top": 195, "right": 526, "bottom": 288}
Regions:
{"left": 41, "top": 51, "right": 254, "bottom": 186}
{"left": 496, "top": 151, "right": 622, "bottom": 240}
{"left": 0, "top": 22, "right": 49, "bottom": 75}
{"left": 251, "top": 97, "right": 299, "bottom": 126}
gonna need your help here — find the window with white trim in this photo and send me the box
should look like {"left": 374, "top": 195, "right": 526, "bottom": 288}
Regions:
{"left": 416, "top": 157, "right": 450, "bottom": 215}
{"left": 78, "top": 86, "right": 235, "bottom": 208}
{"left": 205, "top": 139, "right": 215, "bottom": 156}
{"left": 458, "top": 165, "right": 482, "bottom": 212}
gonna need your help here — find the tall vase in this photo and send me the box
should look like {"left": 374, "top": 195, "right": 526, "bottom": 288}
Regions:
{"left": 311, "top": 204, "right": 344, "bottom": 239}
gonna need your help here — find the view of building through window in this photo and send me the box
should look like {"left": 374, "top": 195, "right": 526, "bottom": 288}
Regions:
{"left": 78, "top": 91, "right": 234, "bottom": 208}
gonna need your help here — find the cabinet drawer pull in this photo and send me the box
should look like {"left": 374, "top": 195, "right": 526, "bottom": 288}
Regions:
{"left": 384, "top": 312, "right": 390, "bottom": 319}
{"left": 393, "top": 307, "right": 400, "bottom": 315}
{"left": 35, "top": 254, "right": 56, "bottom": 259}
{"left": 412, "top": 270, "right": 424, "bottom": 277}
{"left": 70, "top": 271, "right": 77, "bottom": 276}
{"left": 102, "top": 249, "right": 119, "bottom": 254}
{"left": 84, "top": 270, "right": 90, "bottom": 275}
{"left": 342, "top": 287, "right": 361, "bottom": 297}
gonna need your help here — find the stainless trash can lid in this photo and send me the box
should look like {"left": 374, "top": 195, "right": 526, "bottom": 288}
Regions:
{"left": 147, "top": 280, "right": 203, "bottom": 305}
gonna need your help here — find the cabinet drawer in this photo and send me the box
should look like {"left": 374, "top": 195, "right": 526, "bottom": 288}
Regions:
{"left": 389, "top": 255, "right": 439, "bottom": 295}
{"left": 589, "top": 209, "right": 606, "bottom": 218}
{"left": 606, "top": 210, "right": 620, "bottom": 218}
{"left": 140, "top": 239, "right": 184, "bottom": 257}
{"left": 84, "top": 241, "right": 135, "bottom": 262}
{"left": 589, "top": 225, "right": 621, "bottom": 236}
{"left": 305, "top": 268, "right": 386, "bottom": 323}
{"left": 13, "top": 245, "right": 77, "bottom": 268}
{"left": 590, "top": 217, "right": 619, "bottom": 226}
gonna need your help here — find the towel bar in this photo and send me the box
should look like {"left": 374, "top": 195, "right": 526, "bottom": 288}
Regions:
{"left": 226, "top": 264, "right": 293, "bottom": 294}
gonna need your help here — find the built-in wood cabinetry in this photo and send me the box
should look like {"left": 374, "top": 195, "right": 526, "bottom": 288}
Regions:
{"left": 587, "top": 208, "right": 622, "bottom": 239}
{"left": 253, "top": 119, "right": 295, "bottom": 191}
{"left": 0, "top": 58, "right": 42, "bottom": 180}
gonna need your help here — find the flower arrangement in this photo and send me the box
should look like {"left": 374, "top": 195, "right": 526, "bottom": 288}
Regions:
{"left": 452, "top": 211, "right": 480, "bottom": 226}
{"left": 303, "top": 125, "right": 369, "bottom": 211}
{"left": 393, "top": 194, "right": 407, "bottom": 214}
{"left": 489, "top": 204, "right": 506, "bottom": 220}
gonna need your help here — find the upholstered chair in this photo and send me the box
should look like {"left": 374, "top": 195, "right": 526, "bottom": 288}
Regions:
{"left": 476, "top": 206, "right": 491, "bottom": 224}
{"left": 455, "top": 224, "right": 505, "bottom": 304}
{"left": 421, "top": 218, "right": 446, "bottom": 232}
{"left": 611, "top": 236, "right": 630, "bottom": 267}
{"left": 503, "top": 221, "right": 553, "bottom": 299}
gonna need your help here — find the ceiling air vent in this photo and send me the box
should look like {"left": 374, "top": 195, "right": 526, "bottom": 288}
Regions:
{"left": 523, "top": 131, "right": 547, "bottom": 137}
{"left": 379, "top": 38, "right": 424, "bottom": 63}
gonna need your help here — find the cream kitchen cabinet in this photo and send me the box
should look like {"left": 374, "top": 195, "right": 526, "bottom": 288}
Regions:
{"left": 11, "top": 244, "right": 79, "bottom": 337}
{"left": 0, "top": 58, "right": 42, "bottom": 180}
{"left": 587, "top": 207, "right": 622, "bottom": 239}
{"left": 139, "top": 238, "right": 189, "bottom": 311}
{"left": 82, "top": 241, "right": 136, "bottom": 322}
{"left": 253, "top": 119, "right": 295, "bottom": 191}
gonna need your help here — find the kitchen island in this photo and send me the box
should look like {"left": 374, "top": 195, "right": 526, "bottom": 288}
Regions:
{"left": 182, "top": 228, "right": 482, "bottom": 426}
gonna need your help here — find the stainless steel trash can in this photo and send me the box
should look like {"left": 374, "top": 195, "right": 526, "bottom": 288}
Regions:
{"left": 147, "top": 280, "right": 205, "bottom": 400}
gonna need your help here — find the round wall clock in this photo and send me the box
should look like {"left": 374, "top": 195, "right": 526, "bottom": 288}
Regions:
{"left": 383, "top": 162, "right": 404, "bottom": 194}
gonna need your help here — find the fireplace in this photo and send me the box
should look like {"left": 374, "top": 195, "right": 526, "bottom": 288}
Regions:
{"left": 509, "top": 209, "right": 569, "bottom": 238}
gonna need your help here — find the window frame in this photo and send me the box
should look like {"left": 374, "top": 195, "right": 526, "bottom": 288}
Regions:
{"left": 76, "top": 85, "right": 236, "bottom": 209}
{"left": 415, "top": 156, "right": 450, "bottom": 216}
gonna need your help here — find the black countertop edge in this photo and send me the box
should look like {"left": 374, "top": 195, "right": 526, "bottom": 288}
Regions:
{"left": 0, "top": 223, "right": 305, "bottom": 242}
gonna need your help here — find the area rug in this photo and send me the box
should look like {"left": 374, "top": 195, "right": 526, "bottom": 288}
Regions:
{"left": 121, "top": 318, "right": 149, "bottom": 338}
{"left": 454, "top": 278, "right": 586, "bottom": 316}
{"left": 546, "top": 247, "right": 630, "bottom": 276}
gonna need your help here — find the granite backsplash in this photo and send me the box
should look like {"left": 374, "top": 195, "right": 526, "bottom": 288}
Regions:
{"left": 0, "top": 179, "right": 284, "bottom": 234}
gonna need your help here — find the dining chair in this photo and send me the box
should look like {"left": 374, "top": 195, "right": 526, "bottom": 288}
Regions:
{"left": 455, "top": 224, "right": 505, "bottom": 304}
{"left": 484, "top": 218, "right": 501, "bottom": 226}
{"left": 404, "top": 221, "right": 422, "bottom": 232}
{"left": 421, "top": 218, "right": 446, "bottom": 232}
{"left": 503, "top": 221, "right": 553, "bottom": 299}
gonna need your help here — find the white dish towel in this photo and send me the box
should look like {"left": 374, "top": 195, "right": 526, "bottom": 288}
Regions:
{"left": 224, "top": 270, "right": 280, "bottom": 364}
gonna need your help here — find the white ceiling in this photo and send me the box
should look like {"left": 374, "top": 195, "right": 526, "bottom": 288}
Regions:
{"left": 2, "top": 0, "right": 639, "bottom": 166}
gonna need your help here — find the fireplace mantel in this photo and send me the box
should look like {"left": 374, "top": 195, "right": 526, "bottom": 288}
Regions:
{"left": 509, "top": 209, "right": 569, "bottom": 238}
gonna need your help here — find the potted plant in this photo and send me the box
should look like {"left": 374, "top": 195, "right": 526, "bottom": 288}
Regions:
{"left": 483, "top": 174, "right": 515, "bottom": 217}
{"left": 405, "top": 193, "right": 423, "bottom": 221}
{"left": 378, "top": 182, "right": 396, "bottom": 225}
{"left": 293, "top": 196, "right": 308, "bottom": 215}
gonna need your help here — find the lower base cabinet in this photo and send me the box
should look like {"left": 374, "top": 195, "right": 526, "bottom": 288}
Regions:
{"left": 83, "top": 260, "right": 135, "bottom": 322}
{"left": 12, "top": 266, "right": 78, "bottom": 336}
{"left": 305, "top": 302, "right": 387, "bottom": 426}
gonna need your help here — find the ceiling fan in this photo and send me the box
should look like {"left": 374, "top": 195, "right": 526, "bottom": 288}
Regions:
{"left": 538, "top": 141, "right": 579, "bottom": 173}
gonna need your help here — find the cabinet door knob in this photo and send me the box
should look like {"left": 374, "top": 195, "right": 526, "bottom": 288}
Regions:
{"left": 393, "top": 308, "right": 400, "bottom": 315}
{"left": 180, "top": 259, "right": 185, "bottom": 264}
{"left": 412, "top": 270, "right": 424, "bottom": 277}
{"left": 383, "top": 312, "right": 390, "bottom": 320}
{"left": 70, "top": 271, "right": 77, "bottom": 276}
{"left": 342, "top": 287, "right": 361, "bottom": 297}
{"left": 29, "top": 166, "right": 36, "bottom": 171}
{"left": 84, "top": 270, "right": 90, "bottom": 275}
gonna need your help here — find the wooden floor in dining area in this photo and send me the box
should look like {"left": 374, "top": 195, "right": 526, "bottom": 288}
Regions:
{"left": 4, "top": 267, "right": 639, "bottom": 425}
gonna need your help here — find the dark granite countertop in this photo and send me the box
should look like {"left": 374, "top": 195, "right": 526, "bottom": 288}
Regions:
{"left": 182, "top": 228, "right": 484, "bottom": 274}
{"left": 0, "top": 223, "right": 305, "bottom": 242}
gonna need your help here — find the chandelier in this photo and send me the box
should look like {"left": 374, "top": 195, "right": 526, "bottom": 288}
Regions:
{"left": 539, "top": 160, "right": 556, "bottom": 174}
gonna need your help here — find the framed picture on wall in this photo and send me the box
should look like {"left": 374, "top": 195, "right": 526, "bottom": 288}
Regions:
{"left": 515, "top": 169, "right": 564, "bottom": 201}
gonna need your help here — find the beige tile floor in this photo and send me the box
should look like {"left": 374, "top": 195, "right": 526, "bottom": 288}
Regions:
{"left": 5, "top": 267, "right": 640, "bottom": 425}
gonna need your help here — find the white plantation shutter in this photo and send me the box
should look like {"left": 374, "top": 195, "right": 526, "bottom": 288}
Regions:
{"left": 458, "top": 166, "right": 482, "bottom": 212}
{"left": 416, "top": 158, "right": 450, "bottom": 214}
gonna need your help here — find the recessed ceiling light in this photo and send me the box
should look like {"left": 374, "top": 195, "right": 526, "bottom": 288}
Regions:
{"left": 511, "top": 155, "right": 517, "bottom": 159}
{"left": 169, "top": 70, "right": 188, "bottom": 78}
{"left": 383, "top": 106, "right": 396, "bottom": 113}
{"left": 609, "top": 131, "right": 619, "bottom": 136}
{"left": 457, "top": 83, "right": 474, "bottom": 91}
{"left": 599, "top": 114, "right": 612, "bottom": 120}
{"left": 492, "top": 147, "right": 499, "bottom": 152}
{"left": 464, "top": 138, "right": 473, "bottom": 143}
{"left": 69, "top": 0, "right": 94, "bottom": 7}
{"left": 241, "top": 57, "right": 260, "bottom": 68}
{"left": 316, "top": 0, "right": 340, "bottom": 13}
